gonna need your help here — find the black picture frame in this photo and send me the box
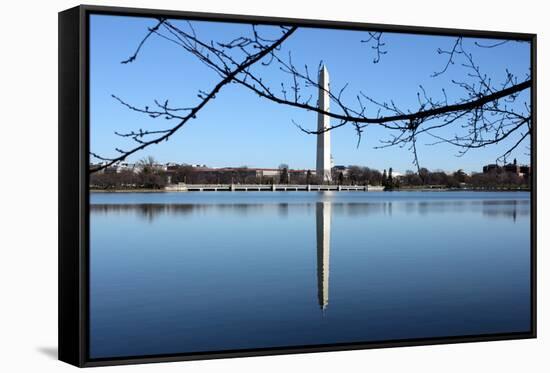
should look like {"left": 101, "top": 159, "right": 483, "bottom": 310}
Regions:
{"left": 59, "top": 4, "right": 537, "bottom": 367}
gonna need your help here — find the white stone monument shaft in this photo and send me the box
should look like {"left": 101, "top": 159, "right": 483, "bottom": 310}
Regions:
{"left": 316, "top": 66, "right": 332, "bottom": 184}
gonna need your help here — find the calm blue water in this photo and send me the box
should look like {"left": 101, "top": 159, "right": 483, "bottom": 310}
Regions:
{"left": 89, "top": 191, "right": 531, "bottom": 359}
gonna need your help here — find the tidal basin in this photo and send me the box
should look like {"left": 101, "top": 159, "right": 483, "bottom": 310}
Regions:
{"left": 89, "top": 191, "right": 531, "bottom": 359}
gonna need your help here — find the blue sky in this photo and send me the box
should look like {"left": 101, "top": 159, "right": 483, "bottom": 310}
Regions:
{"left": 89, "top": 14, "right": 531, "bottom": 173}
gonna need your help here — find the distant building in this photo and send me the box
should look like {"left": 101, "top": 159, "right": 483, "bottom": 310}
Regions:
{"left": 253, "top": 168, "right": 280, "bottom": 178}
{"left": 520, "top": 165, "right": 531, "bottom": 177}
{"left": 503, "top": 160, "right": 520, "bottom": 175}
{"left": 482, "top": 158, "right": 530, "bottom": 179}
{"left": 164, "top": 162, "right": 182, "bottom": 170}
{"left": 333, "top": 165, "right": 347, "bottom": 172}
{"left": 152, "top": 163, "right": 168, "bottom": 171}
{"left": 91, "top": 161, "right": 139, "bottom": 174}
{"left": 166, "top": 163, "right": 184, "bottom": 172}
{"left": 161, "top": 165, "right": 318, "bottom": 185}
{"left": 482, "top": 164, "right": 500, "bottom": 174}
{"left": 117, "top": 162, "right": 138, "bottom": 173}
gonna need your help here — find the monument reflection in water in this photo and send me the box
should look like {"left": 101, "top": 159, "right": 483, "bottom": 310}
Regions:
{"left": 316, "top": 202, "right": 331, "bottom": 311}
{"left": 89, "top": 191, "right": 531, "bottom": 359}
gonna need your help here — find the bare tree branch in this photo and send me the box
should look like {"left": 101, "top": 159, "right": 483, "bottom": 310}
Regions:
{"left": 121, "top": 18, "right": 166, "bottom": 64}
{"left": 90, "top": 25, "right": 297, "bottom": 173}
{"left": 92, "top": 20, "right": 531, "bottom": 173}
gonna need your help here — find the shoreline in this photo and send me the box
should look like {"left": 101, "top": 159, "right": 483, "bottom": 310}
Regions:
{"left": 90, "top": 187, "right": 531, "bottom": 193}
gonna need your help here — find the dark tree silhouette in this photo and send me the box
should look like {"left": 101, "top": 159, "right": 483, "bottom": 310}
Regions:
{"left": 90, "top": 19, "right": 532, "bottom": 175}
{"left": 338, "top": 172, "right": 344, "bottom": 186}
{"left": 279, "top": 163, "right": 289, "bottom": 184}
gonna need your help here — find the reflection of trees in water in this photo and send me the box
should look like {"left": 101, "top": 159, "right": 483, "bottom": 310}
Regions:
{"left": 90, "top": 199, "right": 530, "bottom": 223}
{"left": 330, "top": 202, "right": 393, "bottom": 217}
{"left": 91, "top": 204, "right": 196, "bottom": 222}
{"left": 481, "top": 200, "right": 529, "bottom": 222}
{"left": 90, "top": 202, "right": 398, "bottom": 221}
{"left": 415, "top": 200, "right": 477, "bottom": 215}
{"left": 278, "top": 203, "right": 289, "bottom": 218}
{"left": 91, "top": 203, "right": 272, "bottom": 221}
{"left": 407, "top": 199, "right": 529, "bottom": 220}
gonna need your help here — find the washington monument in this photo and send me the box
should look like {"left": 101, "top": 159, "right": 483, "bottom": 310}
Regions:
{"left": 316, "top": 65, "right": 332, "bottom": 184}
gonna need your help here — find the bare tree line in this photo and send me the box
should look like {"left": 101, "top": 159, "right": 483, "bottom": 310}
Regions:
{"left": 90, "top": 156, "right": 529, "bottom": 190}
{"left": 90, "top": 19, "right": 532, "bottom": 175}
